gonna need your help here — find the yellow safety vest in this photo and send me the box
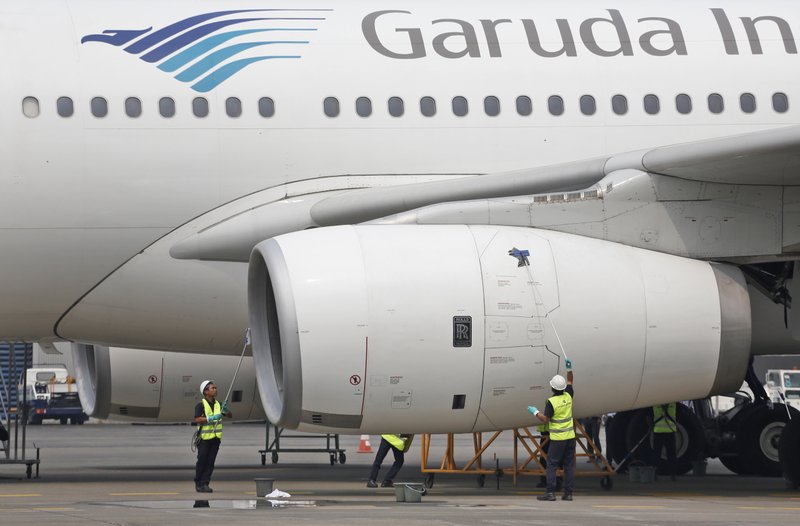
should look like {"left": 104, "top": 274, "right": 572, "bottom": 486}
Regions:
{"left": 547, "top": 392, "right": 575, "bottom": 441}
{"left": 200, "top": 399, "right": 223, "bottom": 440}
{"left": 653, "top": 403, "right": 678, "bottom": 434}
{"left": 381, "top": 434, "right": 414, "bottom": 452}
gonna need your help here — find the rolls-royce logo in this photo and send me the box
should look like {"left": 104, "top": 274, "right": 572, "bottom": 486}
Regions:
{"left": 81, "top": 9, "right": 330, "bottom": 92}
{"left": 453, "top": 316, "right": 472, "bottom": 347}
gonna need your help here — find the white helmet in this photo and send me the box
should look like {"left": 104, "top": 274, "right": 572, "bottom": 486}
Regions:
{"left": 550, "top": 374, "right": 567, "bottom": 391}
{"left": 200, "top": 380, "right": 214, "bottom": 396}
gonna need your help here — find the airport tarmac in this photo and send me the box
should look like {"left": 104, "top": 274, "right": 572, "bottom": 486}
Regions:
{"left": 1, "top": 422, "right": 798, "bottom": 525}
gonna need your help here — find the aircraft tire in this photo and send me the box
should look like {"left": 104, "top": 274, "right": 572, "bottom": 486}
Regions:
{"left": 623, "top": 405, "right": 705, "bottom": 476}
{"left": 779, "top": 415, "right": 800, "bottom": 489}
{"left": 717, "top": 405, "right": 756, "bottom": 475}
{"left": 737, "top": 403, "right": 799, "bottom": 477}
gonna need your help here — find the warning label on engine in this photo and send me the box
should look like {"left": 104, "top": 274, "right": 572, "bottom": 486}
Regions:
{"left": 392, "top": 390, "right": 412, "bottom": 409}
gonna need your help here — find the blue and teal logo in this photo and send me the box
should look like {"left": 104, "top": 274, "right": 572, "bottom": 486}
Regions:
{"left": 82, "top": 9, "right": 330, "bottom": 92}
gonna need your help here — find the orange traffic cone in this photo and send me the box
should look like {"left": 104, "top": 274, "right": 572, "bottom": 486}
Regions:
{"left": 357, "top": 434, "right": 373, "bottom": 453}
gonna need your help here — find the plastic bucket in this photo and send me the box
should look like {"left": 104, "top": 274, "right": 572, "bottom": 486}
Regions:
{"left": 403, "top": 483, "right": 425, "bottom": 503}
{"left": 254, "top": 478, "right": 275, "bottom": 497}
{"left": 394, "top": 485, "right": 406, "bottom": 502}
{"left": 639, "top": 466, "right": 656, "bottom": 483}
{"left": 628, "top": 465, "right": 641, "bottom": 483}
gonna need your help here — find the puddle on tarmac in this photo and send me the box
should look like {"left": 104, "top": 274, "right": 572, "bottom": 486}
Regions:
{"left": 104, "top": 499, "right": 320, "bottom": 509}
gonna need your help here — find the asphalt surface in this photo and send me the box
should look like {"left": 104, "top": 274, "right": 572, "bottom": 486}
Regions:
{"left": 1, "top": 422, "right": 798, "bottom": 525}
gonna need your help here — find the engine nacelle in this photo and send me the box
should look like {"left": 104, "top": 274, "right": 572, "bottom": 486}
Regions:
{"left": 249, "top": 225, "right": 751, "bottom": 434}
{"left": 71, "top": 344, "right": 264, "bottom": 421}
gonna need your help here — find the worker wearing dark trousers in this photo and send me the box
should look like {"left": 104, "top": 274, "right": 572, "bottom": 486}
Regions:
{"left": 367, "top": 434, "right": 413, "bottom": 487}
{"left": 536, "top": 424, "right": 550, "bottom": 487}
{"left": 193, "top": 380, "right": 231, "bottom": 493}
{"left": 651, "top": 402, "right": 678, "bottom": 481}
{"left": 529, "top": 360, "right": 575, "bottom": 501}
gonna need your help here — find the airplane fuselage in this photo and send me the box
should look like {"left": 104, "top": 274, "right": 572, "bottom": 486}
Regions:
{"left": 1, "top": 0, "right": 799, "bottom": 348}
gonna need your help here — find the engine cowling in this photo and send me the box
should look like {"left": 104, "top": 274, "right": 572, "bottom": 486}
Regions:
{"left": 248, "top": 225, "right": 751, "bottom": 434}
{"left": 71, "top": 344, "right": 264, "bottom": 421}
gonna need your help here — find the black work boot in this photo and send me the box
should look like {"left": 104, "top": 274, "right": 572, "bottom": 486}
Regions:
{"left": 537, "top": 493, "right": 556, "bottom": 501}
{"left": 366, "top": 480, "right": 378, "bottom": 488}
{"left": 562, "top": 493, "right": 573, "bottom": 501}
{"left": 380, "top": 480, "right": 394, "bottom": 487}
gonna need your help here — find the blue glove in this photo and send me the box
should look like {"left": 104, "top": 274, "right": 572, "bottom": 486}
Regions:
{"left": 565, "top": 358, "right": 572, "bottom": 370}
{"left": 207, "top": 413, "right": 222, "bottom": 423}
{"left": 527, "top": 406, "right": 539, "bottom": 415}
{"left": 221, "top": 401, "right": 230, "bottom": 414}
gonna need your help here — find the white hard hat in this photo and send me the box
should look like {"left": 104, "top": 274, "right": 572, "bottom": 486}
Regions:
{"left": 200, "top": 380, "right": 214, "bottom": 395}
{"left": 550, "top": 374, "right": 567, "bottom": 391}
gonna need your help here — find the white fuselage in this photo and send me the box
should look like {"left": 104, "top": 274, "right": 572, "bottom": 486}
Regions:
{"left": 1, "top": 0, "right": 798, "bottom": 349}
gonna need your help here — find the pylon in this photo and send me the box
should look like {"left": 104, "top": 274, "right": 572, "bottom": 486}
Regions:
{"left": 357, "top": 434, "right": 373, "bottom": 453}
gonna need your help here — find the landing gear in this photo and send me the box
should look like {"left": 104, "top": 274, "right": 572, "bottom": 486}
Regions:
{"left": 736, "top": 403, "right": 799, "bottom": 477}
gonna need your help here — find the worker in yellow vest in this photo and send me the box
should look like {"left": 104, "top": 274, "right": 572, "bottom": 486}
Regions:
{"left": 193, "top": 380, "right": 232, "bottom": 493}
{"left": 651, "top": 402, "right": 678, "bottom": 481}
{"left": 529, "top": 359, "right": 575, "bottom": 501}
{"left": 366, "top": 434, "right": 414, "bottom": 488}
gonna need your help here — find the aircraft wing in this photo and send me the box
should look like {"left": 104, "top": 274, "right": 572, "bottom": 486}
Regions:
{"left": 313, "top": 125, "right": 800, "bottom": 226}
{"left": 172, "top": 125, "right": 800, "bottom": 262}
{"left": 636, "top": 124, "right": 800, "bottom": 186}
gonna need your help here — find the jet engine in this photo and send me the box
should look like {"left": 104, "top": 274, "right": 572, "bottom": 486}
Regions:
{"left": 248, "top": 225, "right": 751, "bottom": 434}
{"left": 71, "top": 344, "right": 264, "bottom": 421}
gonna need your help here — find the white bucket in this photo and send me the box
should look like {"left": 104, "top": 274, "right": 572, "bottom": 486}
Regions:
{"left": 403, "top": 483, "right": 425, "bottom": 503}
{"left": 394, "top": 483, "right": 425, "bottom": 503}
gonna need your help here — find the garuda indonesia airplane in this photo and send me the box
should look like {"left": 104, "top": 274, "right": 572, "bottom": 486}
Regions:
{"left": 2, "top": 0, "right": 800, "bottom": 484}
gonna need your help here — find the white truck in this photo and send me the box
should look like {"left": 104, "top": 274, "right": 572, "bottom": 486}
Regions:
{"left": 765, "top": 369, "right": 800, "bottom": 411}
{"left": 20, "top": 366, "right": 87, "bottom": 424}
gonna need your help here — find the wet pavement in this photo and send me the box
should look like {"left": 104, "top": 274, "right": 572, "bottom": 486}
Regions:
{"left": 0, "top": 422, "right": 798, "bottom": 525}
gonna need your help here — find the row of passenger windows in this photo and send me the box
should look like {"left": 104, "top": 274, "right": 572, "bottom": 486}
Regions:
{"left": 22, "top": 92, "right": 790, "bottom": 120}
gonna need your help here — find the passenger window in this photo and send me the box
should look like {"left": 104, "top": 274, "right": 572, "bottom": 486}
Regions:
{"left": 612, "top": 94, "right": 628, "bottom": 115}
{"left": 420, "top": 96, "right": 436, "bottom": 117}
{"left": 159, "top": 97, "right": 176, "bottom": 118}
{"left": 548, "top": 95, "right": 564, "bottom": 116}
{"left": 57, "top": 97, "right": 74, "bottom": 117}
{"left": 676, "top": 94, "right": 692, "bottom": 114}
{"left": 644, "top": 94, "right": 660, "bottom": 115}
{"left": 708, "top": 93, "right": 724, "bottom": 114}
{"left": 324, "top": 97, "right": 339, "bottom": 117}
{"left": 356, "top": 96, "right": 372, "bottom": 117}
{"left": 91, "top": 97, "right": 108, "bottom": 118}
{"left": 193, "top": 97, "right": 209, "bottom": 118}
{"left": 125, "top": 97, "right": 142, "bottom": 118}
{"left": 452, "top": 96, "right": 468, "bottom": 117}
{"left": 773, "top": 92, "right": 789, "bottom": 113}
{"left": 516, "top": 96, "right": 532, "bottom": 116}
{"left": 226, "top": 97, "right": 242, "bottom": 118}
{"left": 740, "top": 93, "right": 756, "bottom": 114}
{"left": 484, "top": 96, "right": 500, "bottom": 117}
{"left": 22, "top": 97, "right": 39, "bottom": 118}
{"left": 580, "top": 95, "right": 596, "bottom": 116}
{"left": 388, "top": 96, "right": 404, "bottom": 117}
{"left": 258, "top": 97, "right": 275, "bottom": 118}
